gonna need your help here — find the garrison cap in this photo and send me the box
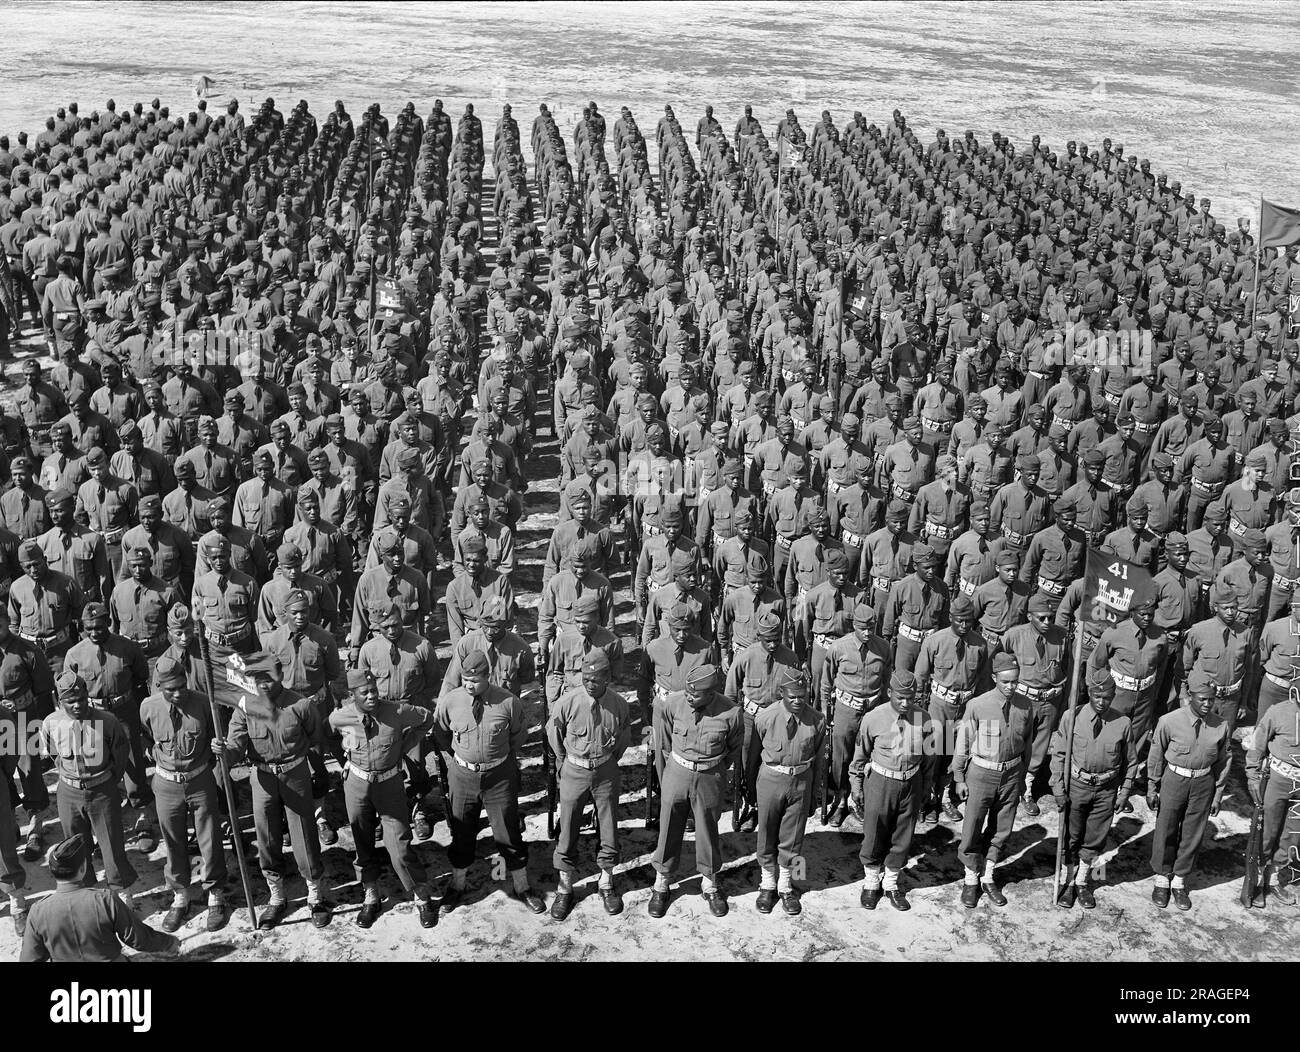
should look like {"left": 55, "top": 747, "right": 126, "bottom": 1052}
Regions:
{"left": 55, "top": 671, "right": 87, "bottom": 702}
{"left": 1053, "top": 495, "right": 1076, "bottom": 515}
{"left": 1082, "top": 449, "right": 1105, "bottom": 467}
{"left": 757, "top": 611, "right": 783, "bottom": 639}
{"left": 852, "top": 602, "right": 876, "bottom": 627}
{"left": 824, "top": 548, "right": 849, "bottom": 572}
{"left": 890, "top": 669, "right": 917, "bottom": 695}
{"left": 686, "top": 663, "right": 717, "bottom": 689}
{"left": 950, "top": 594, "right": 976, "bottom": 617}
{"left": 582, "top": 650, "right": 611, "bottom": 676}
{"left": 780, "top": 667, "right": 810, "bottom": 694}
{"left": 996, "top": 549, "right": 1020, "bottom": 569}
{"left": 573, "top": 592, "right": 601, "bottom": 617}
{"left": 992, "top": 652, "right": 1020, "bottom": 673}
{"left": 1028, "top": 592, "right": 1057, "bottom": 617}
{"left": 669, "top": 603, "right": 695, "bottom": 630}
{"left": 1241, "top": 527, "right": 1268, "bottom": 550}
{"left": 239, "top": 651, "right": 280, "bottom": 678}
{"left": 1151, "top": 451, "right": 1174, "bottom": 469}
{"left": 480, "top": 595, "right": 510, "bottom": 624}
{"left": 1015, "top": 454, "right": 1039, "bottom": 472}
{"left": 45, "top": 488, "right": 75, "bottom": 508}
{"left": 81, "top": 602, "right": 108, "bottom": 624}
{"left": 276, "top": 542, "right": 303, "bottom": 567}
{"left": 47, "top": 835, "right": 86, "bottom": 878}
{"left": 168, "top": 604, "right": 192, "bottom": 628}
{"left": 154, "top": 656, "right": 187, "bottom": 688}
{"left": 1164, "top": 531, "right": 1188, "bottom": 551}
{"left": 1126, "top": 494, "right": 1147, "bottom": 516}
{"left": 746, "top": 554, "right": 770, "bottom": 582}
{"left": 886, "top": 500, "right": 910, "bottom": 523}
{"left": 284, "top": 589, "right": 311, "bottom": 613}
{"left": 86, "top": 446, "right": 107, "bottom": 467}
{"left": 347, "top": 668, "right": 376, "bottom": 692}
{"left": 201, "top": 531, "right": 230, "bottom": 554}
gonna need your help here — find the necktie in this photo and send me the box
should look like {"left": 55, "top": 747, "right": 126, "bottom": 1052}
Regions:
{"left": 217, "top": 575, "right": 228, "bottom": 592}
{"left": 1092, "top": 714, "right": 1104, "bottom": 737}
{"left": 1036, "top": 634, "right": 1046, "bottom": 658}
{"left": 133, "top": 585, "right": 142, "bottom": 605}
{"left": 1191, "top": 717, "right": 1202, "bottom": 742}
{"left": 58, "top": 454, "right": 67, "bottom": 472}
{"left": 362, "top": 713, "right": 377, "bottom": 737}
{"left": 205, "top": 450, "right": 212, "bottom": 471}
{"left": 471, "top": 695, "right": 485, "bottom": 723}
{"left": 21, "top": 493, "right": 29, "bottom": 515}
{"left": 956, "top": 636, "right": 965, "bottom": 660}
{"left": 60, "top": 530, "right": 71, "bottom": 551}
{"left": 787, "top": 714, "right": 798, "bottom": 737}
{"left": 307, "top": 526, "right": 317, "bottom": 548}
{"left": 386, "top": 575, "right": 399, "bottom": 598}
{"left": 97, "top": 483, "right": 106, "bottom": 503}
{"left": 389, "top": 642, "right": 400, "bottom": 665}
{"left": 574, "top": 577, "right": 583, "bottom": 599}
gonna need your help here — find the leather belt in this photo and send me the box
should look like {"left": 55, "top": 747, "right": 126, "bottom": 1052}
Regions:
{"left": 1264, "top": 671, "right": 1295, "bottom": 689}
{"left": 932, "top": 682, "right": 973, "bottom": 704}
{"left": 671, "top": 751, "right": 725, "bottom": 773}
{"left": 1110, "top": 667, "right": 1156, "bottom": 691}
{"left": 1132, "top": 419, "right": 1157, "bottom": 434}
{"left": 920, "top": 416, "right": 953, "bottom": 433}
{"left": 1015, "top": 683, "right": 1063, "bottom": 702}
{"left": 347, "top": 764, "right": 403, "bottom": 784}
{"left": 1270, "top": 757, "right": 1300, "bottom": 781}
{"left": 1167, "top": 763, "right": 1211, "bottom": 778}
{"left": 1190, "top": 477, "right": 1222, "bottom": 494}
{"left": 1052, "top": 415, "right": 1076, "bottom": 432}
{"left": 924, "top": 521, "right": 954, "bottom": 540}
{"left": 958, "top": 577, "right": 978, "bottom": 596}
{"left": 155, "top": 761, "right": 212, "bottom": 784}
{"left": 742, "top": 698, "right": 765, "bottom": 716}
{"left": 207, "top": 625, "right": 252, "bottom": 647}
{"left": 1070, "top": 765, "right": 1117, "bottom": 786}
{"left": 841, "top": 528, "right": 864, "bottom": 548}
{"left": 59, "top": 769, "right": 114, "bottom": 790}
{"left": 775, "top": 534, "right": 793, "bottom": 549}
{"left": 566, "top": 753, "right": 612, "bottom": 771}
{"left": 1037, "top": 576, "right": 1066, "bottom": 596}
{"left": 871, "top": 575, "right": 892, "bottom": 593}
{"left": 102, "top": 526, "right": 126, "bottom": 544}
{"left": 898, "top": 623, "right": 932, "bottom": 643}
{"left": 835, "top": 688, "right": 872, "bottom": 710}
{"left": 1209, "top": 677, "right": 1243, "bottom": 697}
{"left": 1001, "top": 525, "right": 1029, "bottom": 545}
{"left": 813, "top": 632, "right": 837, "bottom": 649}
{"left": 870, "top": 760, "right": 920, "bottom": 781}
{"left": 254, "top": 754, "right": 307, "bottom": 776}
{"left": 971, "top": 755, "right": 1022, "bottom": 773}
{"left": 891, "top": 484, "right": 916, "bottom": 502}
{"left": 766, "top": 760, "right": 812, "bottom": 776}
{"left": 19, "top": 626, "right": 71, "bottom": 648}
{"left": 452, "top": 753, "right": 507, "bottom": 773}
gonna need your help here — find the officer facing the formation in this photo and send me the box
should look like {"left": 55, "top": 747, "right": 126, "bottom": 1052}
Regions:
{"left": 752, "top": 668, "right": 825, "bottom": 915}
{"left": 546, "top": 650, "right": 632, "bottom": 920}
{"left": 20, "top": 835, "right": 179, "bottom": 962}
{"left": 851, "top": 669, "right": 927, "bottom": 911}
{"left": 1049, "top": 674, "right": 1137, "bottom": 909}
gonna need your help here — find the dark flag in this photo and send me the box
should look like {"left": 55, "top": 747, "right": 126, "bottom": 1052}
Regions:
{"left": 1261, "top": 198, "right": 1300, "bottom": 249}
{"left": 1081, "top": 549, "right": 1155, "bottom": 628}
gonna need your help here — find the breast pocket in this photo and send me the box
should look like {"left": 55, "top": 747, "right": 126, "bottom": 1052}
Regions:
{"left": 227, "top": 592, "right": 249, "bottom": 616}
{"left": 699, "top": 728, "right": 726, "bottom": 754}
{"left": 451, "top": 715, "right": 476, "bottom": 742}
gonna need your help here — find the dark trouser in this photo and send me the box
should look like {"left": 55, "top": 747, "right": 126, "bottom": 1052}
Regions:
{"left": 893, "top": 631, "right": 926, "bottom": 675}
{"left": 57, "top": 779, "right": 138, "bottom": 891}
{"left": 830, "top": 699, "right": 868, "bottom": 795}
{"left": 925, "top": 696, "right": 963, "bottom": 803}
{"left": 1261, "top": 768, "right": 1300, "bottom": 871}
{"left": 740, "top": 708, "right": 764, "bottom": 801}
{"left": 1022, "top": 693, "right": 1063, "bottom": 795}
{"left": 651, "top": 757, "right": 726, "bottom": 880}
{"left": 1111, "top": 686, "right": 1158, "bottom": 783}
{"left": 1258, "top": 676, "right": 1290, "bottom": 725}
{"left": 446, "top": 756, "right": 527, "bottom": 873}
{"left": 553, "top": 757, "right": 620, "bottom": 875}
{"left": 1062, "top": 777, "right": 1119, "bottom": 865}
{"left": 154, "top": 767, "right": 226, "bottom": 893}
{"left": 755, "top": 766, "right": 813, "bottom": 871}
{"left": 0, "top": 772, "right": 26, "bottom": 897}
{"left": 344, "top": 769, "right": 427, "bottom": 892}
{"left": 958, "top": 763, "right": 1023, "bottom": 873}
{"left": 6, "top": 739, "right": 50, "bottom": 815}
{"left": 1185, "top": 487, "right": 1220, "bottom": 534}
{"left": 250, "top": 759, "right": 323, "bottom": 882}
{"left": 1150, "top": 770, "right": 1215, "bottom": 879}
{"left": 843, "top": 541, "right": 863, "bottom": 585}
{"left": 118, "top": 706, "right": 153, "bottom": 809}
{"left": 858, "top": 768, "right": 921, "bottom": 870}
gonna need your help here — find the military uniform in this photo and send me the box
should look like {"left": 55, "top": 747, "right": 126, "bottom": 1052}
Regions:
{"left": 1246, "top": 692, "right": 1300, "bottom": 904}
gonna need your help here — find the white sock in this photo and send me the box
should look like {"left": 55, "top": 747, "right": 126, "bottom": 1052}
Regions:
{"left": 207, "top": 889, "right": 224, "bottom": 906}
{"left": 963, "top": 866, "right": 979, "bottom": 886}
{"left": 558, "top": 871, "right": 574, "bottom": 892}
{"left": 777, "top": 866, "right": 793, "bottom": 894}
{"left": 305, "top": 878, "right": 326, "bottom": 905}
{"left": 363, "top": 882, "right": 381, "bottom": 904}
{"left": 1154, "top": 874, "right": 1171, "bottom": 888}
{"left": 759, "top": 867, "right": 778, "bottom": 891}
{"left": 653, "top": 874, "right": 670, "bottom": 892}
{"left": 10, "top": 890, "right": 27, "bottom": 913}
{"left": 171, "top": 890, "right": 188, "bottom": 908}
{"left": 700, "top": 875, "right": 716, "bottom": 894}
{"left": 982, "top": 860, "right": 996, "bottom": 882}
{"left": 598, "top": 869, "right": 613, "bottom": 890}
{"left": 882, "top": 867, "right": 900, "bottom": 892}
{"left": 1075, "top": 863, "right": 1090, "bottom": 886}
{"left": 265, "top": 873, "right": 286, "bottom": 905}
{"left": 863, "top": 865, "right": 883, "bottom": 889}
{"left": 1171, "top": 875, "right": 1185, "bottom": 889}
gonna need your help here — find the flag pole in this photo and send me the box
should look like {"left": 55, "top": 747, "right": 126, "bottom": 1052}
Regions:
{"left": 1251, "top": 196, "right": 1262, "bottom": 328}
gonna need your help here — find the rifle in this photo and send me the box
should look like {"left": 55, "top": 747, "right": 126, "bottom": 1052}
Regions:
{"left": 643, "top": 723, "right": 659, "bottom": 828}
{"left": 817, "top": 693, "right": 834, "bottom": 822}
{"left": 1241, "top": 762, "right": 1271, "bottom": 908}
{"left": 540, "top": 655, "right": 557, "bottom": 839}
{"left": 731, "top": 754, "right": 745, "bottom": 830}
{"left": 1054, "top": 625, "right": 1085, "bottom": 904}
{"left": 197, "top": 622, "right": 259, "bottom": 929}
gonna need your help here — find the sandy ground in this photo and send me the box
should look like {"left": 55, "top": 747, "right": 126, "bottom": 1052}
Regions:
{"left": 0, "top": 125, "right": 1291, "bottom": 967}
